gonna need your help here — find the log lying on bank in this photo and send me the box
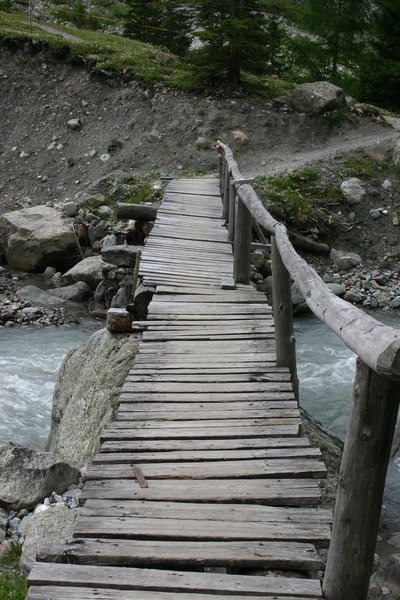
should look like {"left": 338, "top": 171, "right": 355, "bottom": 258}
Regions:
{"left": 288, "top": 230, "right": 330, "bottom": 255}
{"left": 117, "top": 203, "right": 160, "bottom": 221}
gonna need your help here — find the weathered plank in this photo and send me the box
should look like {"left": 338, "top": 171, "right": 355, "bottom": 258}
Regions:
{"left": 27, "top": 563, "right": 323, "bottom": 597}
{"left": 27, "top": 588, "right": 319, "bottom": 600}
{"left": 80, "top": 478, "right": 321, "bottom": 505}
{"left": 80, "top": 499, "right": 332, "bottom": 524}
{"left": 93, "top": 446, "right": 321, "bottom": 463}
{"left": 100, "top": 436, "right": 312, "bottom": 453}
{"left": 38, "top": 539, "right": 325, "bottom": 569}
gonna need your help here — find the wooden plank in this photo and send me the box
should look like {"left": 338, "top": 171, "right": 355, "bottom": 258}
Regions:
{"left": 109, "top": 417, "right": 301, "bottom": 430}
{"left": 27, "top": 563, "right": 323, "bottom": 597}
{"left": 101, "top": 425, "right": 300, "bottom": 441}
{"left": 80, "top": 499, "right": 332, "bottom": 524}
{"left": 115, "top": 408, "right": 300, "bottom": 421}
{"left": 38, "top": 538, "right": 324, "bottom": 569}
{"left": 79, "top": 478, "right": 320, "bottom": 505}
{"left": 118, "top": 392, "right": 296, "bottom": 403}
{"left": 100, "top": 437, "right": 312, "bottom": 453}
{"left": 118, "top": 400, "right": 298, "bottom": 411}
{"left": 121, "top": 382, "right": 294, "bottom": 393}
{"left": 27, "top": 587, "right": 319, "bottom": 600}
{"left": 85, "top": 458, "right": 326, "bottom": 480}
{"left": 125, "top": 371, "right": 290, "bottom": 383}
{"left": 86, "top": 457, "right": 326, "bottom": 483}
{"left": 93, "top": 446, "right": 322, "bottom": 464}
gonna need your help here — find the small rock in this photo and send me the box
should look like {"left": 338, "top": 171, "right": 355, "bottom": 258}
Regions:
{"left": 99, "top": 153, "right": 110, "bottom": 163}
{"left": 370, "top": 209, "right": 381, "bottom": 220}
{"left": 382, "top": 179, "right": 392, "bottom": 190}
{"left": 340, "top": 178, "right": 366, "bottom": 205}
{"left": 196, "top": 137, "right": 209, "bottom": 149}
{"left": 19, "top": 151, "right": 30, "bottom": 158}
{"left": 67, "top": 118, "right": 81, "bottom": 131}
{"left": 330, "top": 249, "right": 362, "bottom": 271}
{"left": 393, "top": 213, "right": 399, "bottom": 226}
{"left": 64, "top": 202, "right": 79, "bottom": 217}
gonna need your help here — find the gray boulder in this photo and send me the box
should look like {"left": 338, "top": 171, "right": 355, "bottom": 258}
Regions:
{"left": 330, "top": 248, "right": 362, "bottom": 271}
{"left": 21, "top": 505, "right": 78, "bottom": 574}
{"left": 46, "top": 328, "right": 141, "bottom": 468}
{"left": 327, "top": 283, "right": 346, "bottom": 297}
{"left": 49, "top": 281, "right": 92, "bottom": 302}
{"left": 375, "top": 554, "right": 400, "bottom": 597}
{"left": 290, "top": 82, "right": 346, "bottom": 116}
{"left": 291, "top": 283, "right": 308, "bottom": 315}
{"left": 340, "top": 178, "right": 366, "bottom": 205}
{"left": 101, "top": 245, "right": 141, "bottom": 268}
{"left": 0, "top": 443, "right": 79, "bottom": 511}
{"left": 0, "top": 206, "right": 76, "bottom": 271}
{"left": 19, "top": 285, "right": 66, "bottom": 308}
{"left": 62, "top": 256, "right": 108, "bottom": 289}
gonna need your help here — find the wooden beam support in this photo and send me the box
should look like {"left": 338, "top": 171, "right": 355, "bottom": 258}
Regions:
{"left": 323, "top": 360, "right": 400, "bottom": 600}
{"left": 271, "top": 235, "right": 299, "bottom": 402}
{"left": 233, "top": 196, "right": 252, "bottom": 285}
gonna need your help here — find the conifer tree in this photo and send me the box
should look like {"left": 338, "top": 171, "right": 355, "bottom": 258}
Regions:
{"left": 301, "top": 0, "right": 370, "bottom": 78}
{"left": 124, "top": 1, "right": 191, "bottom": 56}
{"left": 360, "top": 0, "right": 400, "bottom": 106}
{"left": 193, "top": 1, "right": 274, "bottom": 85}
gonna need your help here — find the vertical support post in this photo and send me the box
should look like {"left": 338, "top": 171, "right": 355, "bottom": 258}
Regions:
{"left": 233, "top": 193, "right": 252, "bottom": 284}
{"left": 29, "top": 0, "right": 32, "bottom": 34}
{"left": 271, "top": 235, "right": 299, "bottom": 402}
{"left": 228, "top": 181, "right": 236, "bottom": 242}
{"left": 219, "top": 154, "right": 226, "bottom": 195}
{"left": 323, "top": 360, "right": 400, "bottom": 600}
{"left": 222, "top": 167, "right": 230, "bottom": 221}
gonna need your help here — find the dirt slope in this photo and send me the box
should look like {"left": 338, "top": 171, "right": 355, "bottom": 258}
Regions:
{"left": 1, "top": 40, "right": 399, "bottom": 217}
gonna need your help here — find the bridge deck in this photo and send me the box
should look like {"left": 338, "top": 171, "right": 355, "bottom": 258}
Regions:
{"left": 27, "top": 179, "right": 330, "bottom": 599}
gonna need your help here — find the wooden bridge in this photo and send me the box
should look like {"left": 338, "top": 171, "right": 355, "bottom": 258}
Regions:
{"left": 26, "top": 146, "right": 400, "bottom": 600}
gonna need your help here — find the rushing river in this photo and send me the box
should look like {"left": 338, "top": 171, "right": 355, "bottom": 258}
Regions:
{"left": 0, "top": 323, "right": 98, "bottom": 449}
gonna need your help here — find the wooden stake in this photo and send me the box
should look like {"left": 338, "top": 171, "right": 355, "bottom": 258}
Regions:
{"left": 323, "top": 360, "right": 400, "bottom": 600}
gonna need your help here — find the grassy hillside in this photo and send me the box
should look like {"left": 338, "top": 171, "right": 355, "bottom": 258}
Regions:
{"left": 0, "top": 10, "right": 293, "bottom": 97}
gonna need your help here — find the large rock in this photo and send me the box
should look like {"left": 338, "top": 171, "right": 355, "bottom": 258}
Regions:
{"left": 340, "top": 178, "right": 366, "bottom": 205}
{"left": 0, "top": 206, "right": 76, "bottom": 271}
{"left": 19, "top": 285, "right": 66, "bottom": 308}
{"left": 20, "top": 505, "right": 78, "bottom": 573}
{"left": 62, "top": 256, "right": 108, "bottom": 290}
{"left": 101, "top": 245, "right": 141, "bottom": 268}
{"left": 290, "top": 82, "right": 346, "bottom": 116}
{"left": 49, "top": 281, "right": 92, "bottom": 302}
{"left": 46, "top": 329, "right": 141, "bottom": 468}
{"left": 0, "top": 443, "right": 79, "bottom": 511}
{"left": 330, "top": 248, "right": 362, "bottom": 271}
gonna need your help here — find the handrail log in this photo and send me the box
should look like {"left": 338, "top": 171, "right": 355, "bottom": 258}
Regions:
{"left": 217, "top": 141, "right": 400, "bottom": 381}
{"left": 274, "top": 223, "right": 400, "bottom": 380}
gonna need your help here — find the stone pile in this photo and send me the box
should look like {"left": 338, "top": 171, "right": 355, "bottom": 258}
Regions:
{"left": 250, "top": 247, "right": 400, "bottom": 314}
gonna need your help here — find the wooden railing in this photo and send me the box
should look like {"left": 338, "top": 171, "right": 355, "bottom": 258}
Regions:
{"left": 217, "top": 140, "right": 400, "bottom": 600}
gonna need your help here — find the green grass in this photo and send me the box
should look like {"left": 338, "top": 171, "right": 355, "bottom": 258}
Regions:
{"left": 0, "top": 11, "right": 293, "bottom": 95}
{"left": 0, "top": 11, "right": 193, "bottom": 87}
{"left": 0, "top": 543, "right": 27, "bottom": 600}
{"left": 254, "top": 166, "right": 339, "bottom": 233}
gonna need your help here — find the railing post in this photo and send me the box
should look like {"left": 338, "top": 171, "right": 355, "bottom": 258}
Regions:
{"left": 233, "top": 193, "right": 252, "bottom": 284}
{"left": 222, "top": 166, "right": 230, "bottom": 221}
{"left": 323, "top": 360, "right": 400, "bottom": 600}
{"left": 228, "top": 181, "right": 236, "bottom": 242}
{"left": 271, "top": 235, "right": 299, "bottom": 401}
